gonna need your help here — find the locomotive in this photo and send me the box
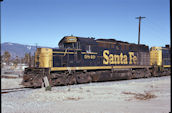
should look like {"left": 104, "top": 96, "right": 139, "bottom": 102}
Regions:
{"left": 22, "top": 36, "right": 171, "bottom": 88}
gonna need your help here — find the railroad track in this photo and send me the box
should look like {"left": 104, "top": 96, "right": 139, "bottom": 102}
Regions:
{"left": 1, "top": 87, "right": 27, "bottom": 94}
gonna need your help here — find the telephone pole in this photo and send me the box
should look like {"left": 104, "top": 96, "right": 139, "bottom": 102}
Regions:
{"left": 136, "top": 16, "right": 146, "bottom": 45}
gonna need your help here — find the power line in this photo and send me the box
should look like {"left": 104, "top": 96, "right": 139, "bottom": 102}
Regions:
{"left": 136, "top": 16, "right": 146, "bottom": 45}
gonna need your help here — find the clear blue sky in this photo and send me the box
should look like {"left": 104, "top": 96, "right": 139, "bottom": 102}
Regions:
{"left": 1, "top": 0, "right": 170, "bottom": 48}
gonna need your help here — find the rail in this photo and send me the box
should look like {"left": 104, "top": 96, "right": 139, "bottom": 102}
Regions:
{"left": 1, "top": 87, "right": 27, "bottom": 94}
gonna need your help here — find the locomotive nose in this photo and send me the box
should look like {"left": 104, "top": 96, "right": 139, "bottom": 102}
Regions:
{"left": 35, "top": 48, "right": 53, "bottom": 68}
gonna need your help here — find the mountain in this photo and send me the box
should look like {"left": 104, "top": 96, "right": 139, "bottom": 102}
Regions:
{"left": 1, "top": 42, "right": 53, "bottom": 58}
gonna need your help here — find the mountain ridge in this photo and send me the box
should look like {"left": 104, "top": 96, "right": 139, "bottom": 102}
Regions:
{"left": 1, "top": 42, "right": 54, "bottom": 58}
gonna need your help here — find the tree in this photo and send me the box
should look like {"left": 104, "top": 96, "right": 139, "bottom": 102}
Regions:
{"left": 31, "top": 55, "right": 35, "bottom": 67}
{"left": 13, "top": 56, "right": 19, "bottom": 68}
{"left": 23, "top": 53, "right": 35, "bottom": 67}
{"left": 20, "top": 57, "right": 25, "bottom": 64}
{"left": 1, "top": 55, "right": 4, "bottom": 68}
{"left": 3, "top": 51, "right": 11, "bottom": 65}
{"left": 24, "top": 53, "right": 30, "bottom": 65}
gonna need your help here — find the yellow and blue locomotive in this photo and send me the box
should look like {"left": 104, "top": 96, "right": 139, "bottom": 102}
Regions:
{"left": 22, "top": 36, "right": 171, "bottom": 87}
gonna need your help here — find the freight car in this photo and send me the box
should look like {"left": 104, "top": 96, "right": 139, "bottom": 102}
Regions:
{"left": 22, "top": 36, "right": 171, "bottom": 88}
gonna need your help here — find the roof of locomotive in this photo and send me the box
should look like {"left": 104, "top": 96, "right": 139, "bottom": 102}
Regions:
{"left": 58, "top": 36, "right": 96, "bottom": 45}
{"left": 58, "top": 36, "right": 148, "bottom": 47}
{"left": 96, "top": 38, "right": 129, "bottom": 44}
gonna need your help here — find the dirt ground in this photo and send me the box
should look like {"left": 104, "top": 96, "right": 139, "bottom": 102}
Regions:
{"left": 1, "top": 76, "right": 171, "bottom": 113}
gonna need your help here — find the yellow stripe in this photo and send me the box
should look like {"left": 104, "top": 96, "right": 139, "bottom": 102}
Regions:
{"left": 163, "top": 65, "right": 171, "bottom": 68}
{"left": 53, "top": 52, "right": 75, "bottom": 54}
{"left": 51, "top": 65, "right": 150, "bottom": 71}
{"left": 161, "top": 48, "right": 170, "bottom": 50}
{"left": 53, "top": 51, "right": 97, "bottom": 54}
{"left": 81, "top": 52, "right": 98, "bottom": 54}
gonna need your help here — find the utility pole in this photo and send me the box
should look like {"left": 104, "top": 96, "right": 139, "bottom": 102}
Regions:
{"left": 136, "top": 16, "right": 146, "bottom": 45}
{"left": 34, "top": 43, "right": 38, "bottom": 67}
{"left": 29, "top": 52, "right": 31, "bottom": 67}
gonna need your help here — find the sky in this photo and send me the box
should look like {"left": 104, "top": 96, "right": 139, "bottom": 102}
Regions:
{"left": 1, "top": 0, "right": 170, "bottom": 48}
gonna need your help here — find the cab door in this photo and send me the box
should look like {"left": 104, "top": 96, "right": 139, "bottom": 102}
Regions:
{"left": 75, "top": 50, "right": 82, "bottom": 66}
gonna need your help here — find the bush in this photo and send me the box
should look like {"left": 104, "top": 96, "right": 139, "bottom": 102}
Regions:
{"left": 45, "top": 86, "right": 52, "bottom": 91}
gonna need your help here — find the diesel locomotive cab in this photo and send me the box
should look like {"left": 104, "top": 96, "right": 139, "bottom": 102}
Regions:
{"left": 59, "top": 36, "right": 80, "bottom": 49}
{"left": 34, "top": 36, "right": 80, "bottom": 68}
